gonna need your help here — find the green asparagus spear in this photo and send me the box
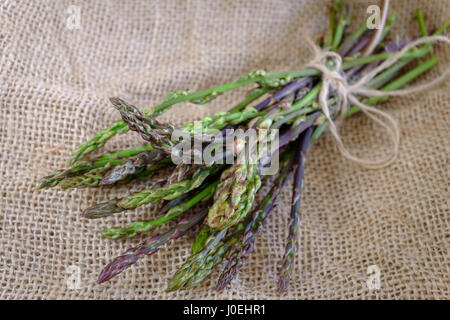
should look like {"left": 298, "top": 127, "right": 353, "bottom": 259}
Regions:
{"left": 83, "top": 166, "right": 219, "bottom": 218}
{"left": 38, "top": 145, "right": 153, "bottom": 189}
{"left": 101, "top": 179, "right": 219, "bottom": 239}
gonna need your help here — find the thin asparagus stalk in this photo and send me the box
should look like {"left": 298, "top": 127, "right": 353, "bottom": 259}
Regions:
{"left": 182, "top": 108, "right": 263, "bottom": 135}
{"left": 338, "top": 17, "right": 368, "bottom": 56}
{"left": 97, "top": 209, "right": 208, "bottom": 284}
{"left": 252, "top": 78, "right": 313, "bottom": 112}
{"left": 331, "top": 0, "right": 352, "bottom": 51}
{"left": 229, "top": 87, "right": 272, "bottom": 113}
{"left": 323, "top": 0, "right": 337, "bottom": 48}
{"left": 345, "top": 13, "right": 397, "bottom": 79}
{"left": 278, "top": 126, "right": 314, "bottom": 293}
{"left": 166, "top": 228, "right": 228, "bottom": 291}
{"left": 101, "top": 179, "right": 220, "bottom": 239}
{"left": 433, "top": 18, "right": 450, "bottom": 35}
{"left": 278, "top": 111, "right": 321, "bottom": 150}
{"left": 346, "top": 55, "right": 438, "bottom": 117}
{"left": 353, "top": 38, "right": 411, "bottom": 86}
{"left": 378, "top": 13, "right": 397, "bottom": 45}
{"left": 346, "top": 32, "right": 372, "bottom": 57}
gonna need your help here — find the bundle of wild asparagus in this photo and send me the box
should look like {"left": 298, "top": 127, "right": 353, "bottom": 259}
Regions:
{"left": 39, "top": 0, "right": 449, "bottom": 293}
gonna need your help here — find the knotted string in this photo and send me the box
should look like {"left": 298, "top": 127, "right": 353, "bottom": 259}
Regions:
{"left": 304, "top": 35, "right": 450, "bottom": 169}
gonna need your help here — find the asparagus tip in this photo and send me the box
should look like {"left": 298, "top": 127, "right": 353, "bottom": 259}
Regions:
{"left": 82, "top": 201, "right": 124, "bottom": 219}
{"left": 97, "top": 255, "right": 139, "bottom": 284}
{"left": 109, "top": 97, "right": 125, "bottom": 107}
{"left": 277, "top": 275, "right": 289, "bottom": 294}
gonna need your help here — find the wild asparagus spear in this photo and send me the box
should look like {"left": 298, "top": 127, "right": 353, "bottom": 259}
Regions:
{"left": 101, "top": 179, "right": 220, "bottom": 239}
{"left": 38, "top": 145, "right": 153, "bottom": 189}
{"left": 83, "top": 166, "right": 219, "bottom": 218}
{"left": 278, "top": 127, "right": 313, "bottom": 293}
{"left": 330, "top": 0, "right": 352, "bottom": 51}
{"left": 111, "top": 97, "right": 177, "bottom": 154}
{"left": 97, "top": 209, "right": 209, "bottom": 284}
{"left": 57, "top": 166, "right": 157, "bottom": 190}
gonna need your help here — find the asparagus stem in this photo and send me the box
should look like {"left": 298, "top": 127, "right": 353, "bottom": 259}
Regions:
{"left": 58, "top": 166, "right": 157, "bottom": 190}
{"left": 433, "top": 18, "right": 450, "bottom": 35}
{"left": 229, "top": 87, "right": 272, "bottom": 113}
{"left": 166, "top": 228, "right": 229, "bottom": 291}
{"left": 331, "top": 1, "right": 351, "bottom": 51}
{"left": 366, "top": 59, "right": 410, "bottom": 89}
{"left": 415, "top": 9, "right": 428, "bottom": 37}
{"left": 277, "top": 83, "right": 322, "bottom": 117}
{"left": 112, "top": 97, "right": 176, "bottom": 154}
{"left": 253, "top": 78, "right": 313, "bottom": 111}
{"left": 343, "top": 13, "right": 450, "bottom": 68}
{"left": 379, "top": 13, "right": 397, "bottom": 44}
{"left": 323, "top": 0, "right": 337, "bottom": 48}
{"left": 278, "top": 111, "right": 321, "bottom": 150}
{"left": 278, "top": 127, "right": 313, "bottom": 293}
{"left": 338, "top": 18, "right": 368, "bottom": 56}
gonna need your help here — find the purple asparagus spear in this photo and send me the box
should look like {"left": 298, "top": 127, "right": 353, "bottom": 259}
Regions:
{"left": 278, "top": 126, "right": 314, "bottom": 293}
{"left": 97, "top": 209, "right": 207, "bottom": 283}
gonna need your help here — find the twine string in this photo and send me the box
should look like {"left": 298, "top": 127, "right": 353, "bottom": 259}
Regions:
{"left": 304, "top": 35, "right": 450, "bottom": 169}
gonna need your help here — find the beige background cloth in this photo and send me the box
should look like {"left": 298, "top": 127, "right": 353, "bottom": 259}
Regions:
{"left": 1, "top": 0, "right": 449, "bottom": 299}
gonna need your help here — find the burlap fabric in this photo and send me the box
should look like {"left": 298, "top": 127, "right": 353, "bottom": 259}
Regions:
{"left": 1, "top": 0, "right": 449, "bottom": 300}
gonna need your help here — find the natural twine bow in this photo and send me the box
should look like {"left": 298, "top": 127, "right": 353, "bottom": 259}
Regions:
{"left": 304, "top": 35, "right": 450, "bottom": 169}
